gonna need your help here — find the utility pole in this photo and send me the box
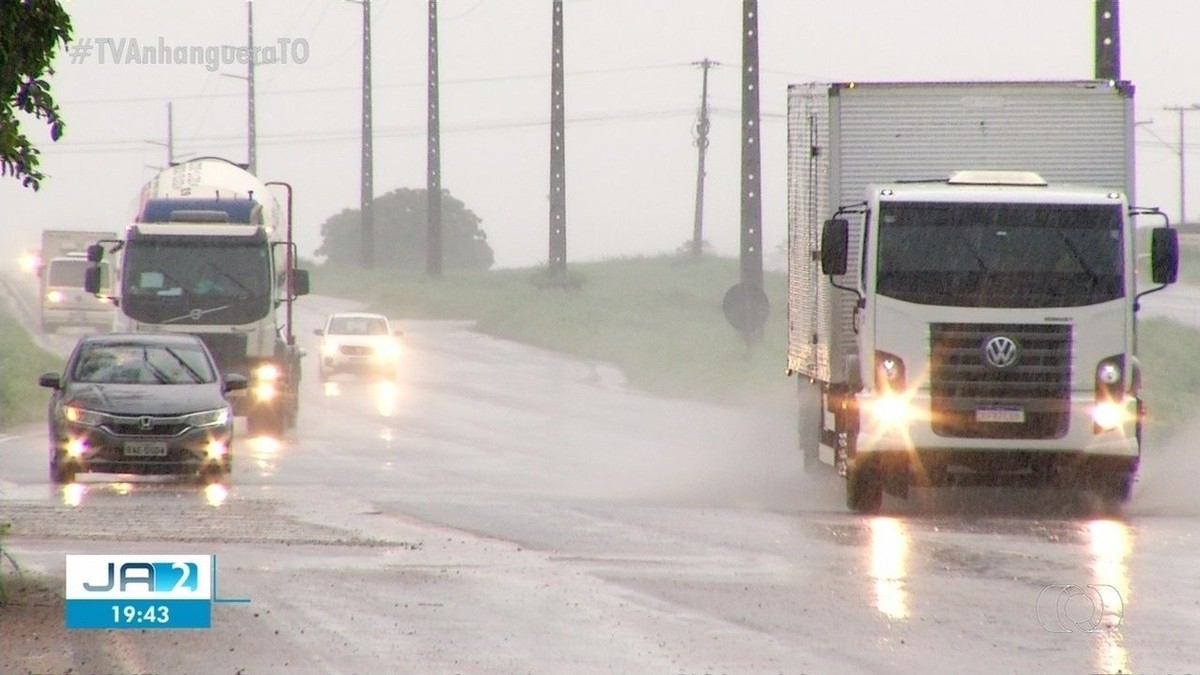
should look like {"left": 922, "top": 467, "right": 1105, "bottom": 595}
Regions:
{"left": 691, "top": 58, "right": 717, "bottom": 258}
{"left": 246, "top": 0, "right": 257, "bottom": 174}
{"left": 548, "top": 0, "right": 567, "bottom": 274}
{"left": 721, "top": 0, "right": 769, "bottom": 344}
{"left": 1164, "top": 104, "right": 1200, "bottom": 224}
{"left": 145, "top": 102, "right": 176, "bottom": 168}
{"left": 740, "top": 0, "right": 763, "bottom": 291}
{"left": 426, "top": 0, "right": 443, "bottom": 277}
{"left": 347, "top": 0, "right": 375, "bottom": 267}
{"left": 1094, "top": 0, "right": 1120, "bottom": 81}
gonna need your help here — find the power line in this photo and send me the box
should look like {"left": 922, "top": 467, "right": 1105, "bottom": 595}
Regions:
{"left": 60, "top": 62, "right": 695, "bottom": 107}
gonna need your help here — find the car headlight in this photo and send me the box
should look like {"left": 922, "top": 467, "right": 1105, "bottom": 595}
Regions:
{"left": 186, "top": 407, "right": 232, "bottom": 428}
{"left": 374, "top": 340, "right": 400, "bottom": 360}
{"left": 63, "top": 405, "right": 106, "bottom": 427}
{"left": 322, "top": 340, "right": 340, "bottom": 358}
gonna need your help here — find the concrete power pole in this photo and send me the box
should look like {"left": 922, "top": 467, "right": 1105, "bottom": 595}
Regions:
{"left": 691, "top": 58, "right": 717, "bottom": 258}
{"left": 426, "top": 0, "right": 443, "bottom": 277}
{"left": 548, "top": 0, "right": 567, "bottom": 274}
{"left": 1165, "top": 104, "right": 1200, "bottom": 224}
{"left": 1094, "top": 0, "right": 1120, "bottom": 81}
{"left": 348, "top": 0, "right": 375, "bottom": 268}
{"left": 246, "top": 0, "right": 257, "bottom": 174}
{"left": 721, "top": 0, "right": 769, "bottom": 344}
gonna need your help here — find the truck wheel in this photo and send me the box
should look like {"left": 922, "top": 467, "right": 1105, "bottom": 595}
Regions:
{"left": 1090, "top": 467, "right": 1135, "bottom": 516}
{"left": 846, "top": 458, "right": 883, "bottom": 513}
{"left": 246, "top": 405, "right": 284, "bottom": 436}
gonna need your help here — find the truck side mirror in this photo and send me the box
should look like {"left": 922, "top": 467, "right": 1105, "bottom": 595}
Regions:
{"left": 292, "top": 269, "right": 310, "bottom": 297}
{"left": 821, "top": 219, "right": 850, "bottom": 276}
{"left": 1151, "top": 227, "right": 1179, "bottom": 285}
{"left": 83, "top": 265, "right": 102, "bottom": 294}
{"left": 87, "top": 243, "right": 104, "bottom": 263}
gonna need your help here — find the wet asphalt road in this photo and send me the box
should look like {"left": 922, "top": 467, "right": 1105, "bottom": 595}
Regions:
{"left": 1, "top": 275, "right": 1198, "bottom": 674}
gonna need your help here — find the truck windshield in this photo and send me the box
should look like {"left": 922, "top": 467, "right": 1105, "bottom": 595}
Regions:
{"left": 875, "top": 202, "right": 1124, "bottom": 308}
{"left": 121, "top": 238, "right": 271, "bottom": 325}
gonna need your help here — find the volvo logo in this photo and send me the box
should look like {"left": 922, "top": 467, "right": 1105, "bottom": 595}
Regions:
{"left": 139, "top": 416, "right": 154, "bottom": 430}
{"left": 983, "top": 335, "right": 1020, "bottom": 369}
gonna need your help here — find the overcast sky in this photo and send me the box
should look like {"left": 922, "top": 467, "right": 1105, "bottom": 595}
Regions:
{"left": 3, "top": 0, "right": 1198, "bottom": 269}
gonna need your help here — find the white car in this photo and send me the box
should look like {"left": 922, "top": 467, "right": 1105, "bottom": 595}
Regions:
{"left": 314, "top": 312, "right": 401, "bottom": 381}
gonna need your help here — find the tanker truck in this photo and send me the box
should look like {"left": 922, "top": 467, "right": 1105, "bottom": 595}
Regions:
{"left": 787, "top": 80, "right": 1179, "bottom": 513}
{"left": 86, "top": 157, "right": 310, "bottom": 435}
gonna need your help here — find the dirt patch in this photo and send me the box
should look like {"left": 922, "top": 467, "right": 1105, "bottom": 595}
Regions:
{"left": 0, "top": 568, "right": 125, "bottom": 675}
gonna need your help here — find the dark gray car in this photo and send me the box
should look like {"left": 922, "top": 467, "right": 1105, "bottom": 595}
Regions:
{"left": 38, "top": 332, "right": 247, "bottom": 484}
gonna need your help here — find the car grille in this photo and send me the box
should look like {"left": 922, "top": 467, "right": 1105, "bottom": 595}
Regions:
{"left": 929, "top": 323, "right": 1072, "bottom": 439}
{"left": 340, "top": 345, "right": 372, "bottom": 356}
{"left": 103, "top": 414, "right": 191, "bottom": 437}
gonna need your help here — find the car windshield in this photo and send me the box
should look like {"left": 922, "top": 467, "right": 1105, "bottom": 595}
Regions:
{"left": 71, "top": 343, "right": 217, "bottom": 384}
{"left": 327, "top": 316, "right": 389, "bottom": 335}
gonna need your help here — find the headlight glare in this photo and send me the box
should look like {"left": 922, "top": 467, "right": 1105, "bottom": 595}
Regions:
{"left": 1092, "top": 400, "right": 1125, "bottom": 431}
{"left": 256, "top": 364, "right": 281, "bottom": 381}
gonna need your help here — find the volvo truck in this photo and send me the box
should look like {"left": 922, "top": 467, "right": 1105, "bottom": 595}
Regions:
{"left": 787, "top": 80, "right": 1179, "bottom": 513}
{"left": 86, "top": 157, "right": 310, "bottom": 435}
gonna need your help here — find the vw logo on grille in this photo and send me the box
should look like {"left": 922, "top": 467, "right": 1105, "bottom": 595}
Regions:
{"left": 139, "top": 416, "right": 154, "bottom": 430}
{"left": 983, "top": 335, "right": 1020, "bottom": 369}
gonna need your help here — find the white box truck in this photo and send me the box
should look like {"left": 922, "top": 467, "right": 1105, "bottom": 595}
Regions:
{"left": 38, "top": 229, "right": 117, "bottom": 333}
{"left": 787, "top": 80, "right": 1179, "bottom": 513}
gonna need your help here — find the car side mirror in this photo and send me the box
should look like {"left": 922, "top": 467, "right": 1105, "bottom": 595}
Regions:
{"left": 313, "top": 328, "right": 324, "bottom": 336}
{"left": 38, "top": 372, "right": 61, "bottom": 389}
{"left": 821, "top": 219, "right": 850, "bottom": 276}
{"left": 1151, "top": 226, "right": 1179, "bottom": 285}
{"left": 223, "top": 373, "right": 249, "bottom": 393}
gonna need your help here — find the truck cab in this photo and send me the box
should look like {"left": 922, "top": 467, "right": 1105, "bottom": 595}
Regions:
{"left": 40, "top": 253, "right": 114, "bottom": 333}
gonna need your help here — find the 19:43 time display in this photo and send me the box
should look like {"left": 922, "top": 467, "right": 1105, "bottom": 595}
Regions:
{"left": 112, "top": 604, "right": 170, "bottom": 624}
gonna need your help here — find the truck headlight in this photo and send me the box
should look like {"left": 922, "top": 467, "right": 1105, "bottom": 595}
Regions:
{"left": 1096, "top": 356, "right": 1124, "bottom": 400}
{"left": 46, "top": 290, "right": 64, "bottom": 304}
{"left": 1091, "top": 400, "right": 1127, "bottom": 431}
{"left": 321, "top": 340, "right": 340, "bottom": 358}
{"left": 875, "top": 351, "right": 906, "bottom": 393}
{"left": 256, "top": 364, "right": 281, "bottom": 381}
{"left": 63, "top": 406, "right": 105, "bottom": 427}
{"left": 186, "top": 407, "right": 231, "bottom": 428}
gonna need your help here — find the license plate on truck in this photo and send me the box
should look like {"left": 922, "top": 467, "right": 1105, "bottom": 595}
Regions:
{"left": 124, "top": 441, "right": 168, "bottom": 457}
{"left": 975, "top": 407, "right": 1025, "bottom": 423}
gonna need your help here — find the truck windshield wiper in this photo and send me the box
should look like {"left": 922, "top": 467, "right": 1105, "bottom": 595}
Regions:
{"left": 202, "top": 261, "right": 253, "bottom": 298}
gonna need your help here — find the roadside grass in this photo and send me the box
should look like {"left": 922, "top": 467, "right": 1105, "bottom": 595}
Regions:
{"left": 1139, "top": 316, "right": 1200, "bottom": 443}
{"left": 312, "top": 254, "right": 1200, "bottom": 443}
{"left": 314, "top": 255, "right": 793, "bottom": 403}
{"left": 0, "top": 314, "right": 63, "bottom": 429}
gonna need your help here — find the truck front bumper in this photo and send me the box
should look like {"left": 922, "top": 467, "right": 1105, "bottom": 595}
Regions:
{"left": 854, "top": 391, "right": 1140, "bottom": 459}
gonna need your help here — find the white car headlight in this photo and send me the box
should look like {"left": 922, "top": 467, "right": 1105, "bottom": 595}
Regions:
{"left": 63, "top": 405, "right": 106, "bottom": 426}
{"left": 186, "top": 407, "right": 232, "bottom": 428}
{"left": 322, "top": 340, "right": 341, "bottom": 358}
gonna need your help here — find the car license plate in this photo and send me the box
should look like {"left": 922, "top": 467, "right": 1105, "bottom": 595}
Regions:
{"left": 124, "top": 441, "right": 168, "bottom": 457}
{"left": 975, "top": 407, "right": 1025, "bottom": 423}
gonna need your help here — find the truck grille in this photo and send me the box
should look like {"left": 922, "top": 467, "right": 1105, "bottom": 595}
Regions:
{"left": 929, "top": 323, "right": 1072, "bottom": 439}
{"left": 195, "top": 333, "right": 249, "bottom": 375}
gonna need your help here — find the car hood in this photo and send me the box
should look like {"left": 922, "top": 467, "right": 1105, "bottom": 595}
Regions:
{"left": 62, "top": 382, "right": 228, "bottom": 416}
{"left": 325, "top": 335, "right": 393, "bottom": 347}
